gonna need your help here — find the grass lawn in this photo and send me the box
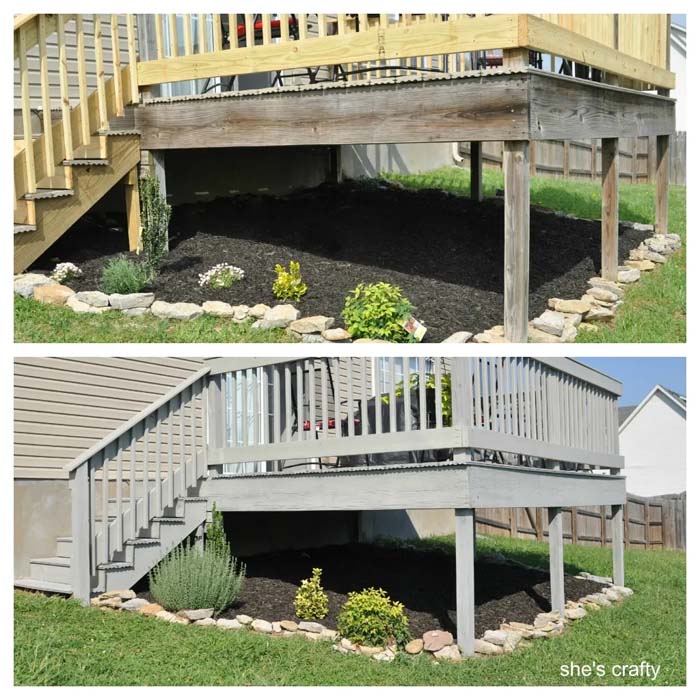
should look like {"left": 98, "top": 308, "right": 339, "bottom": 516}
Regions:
{"left": 14, "top": 535, "right": 685, "bottom": 686}
{"left": 385, "top": 167, "right": 686, "bottom": 343}
{"left": 13, "top": 295, "right": 293, "bottom": 343}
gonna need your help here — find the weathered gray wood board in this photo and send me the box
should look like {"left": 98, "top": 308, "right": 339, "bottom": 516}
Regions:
{"left": 201, "top": 463, "right": 626, "bottom": 512}
{"left": 655, "top": 134, "right": 669, "bottom": 235}
{"left": 548, "top": 506, "right": 565, "bottom": 614}
{"left": 601, "top": 137, "right": 619, "bottom": 280}
{"left": 455, "top": 508, "right": 475, "bottom": 656}
{"left": 135, "top": 70, "right": 675, "bottom": 150}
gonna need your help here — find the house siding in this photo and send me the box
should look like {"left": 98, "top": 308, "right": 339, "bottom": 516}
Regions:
{"left": 14, "top": 357, "right": 204, "bottom": 479}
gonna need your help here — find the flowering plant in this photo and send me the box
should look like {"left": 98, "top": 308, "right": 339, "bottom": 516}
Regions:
{"left": 51, "top": 262, "right": 82, "bottom": 284}
{"left": 198, "top": 263, "right": 245, "bottom": 289}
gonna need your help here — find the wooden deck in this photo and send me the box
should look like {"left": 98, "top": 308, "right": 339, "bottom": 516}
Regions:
{"left": 135, "top": 69, "right": 675, "bottom": 149}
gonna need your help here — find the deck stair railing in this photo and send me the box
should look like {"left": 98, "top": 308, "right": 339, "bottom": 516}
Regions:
{"left": 206, "top": 357, "right": 623, "bottom": 474}
{"left": 65, "top": 367, "right": 210, "bottom": 601}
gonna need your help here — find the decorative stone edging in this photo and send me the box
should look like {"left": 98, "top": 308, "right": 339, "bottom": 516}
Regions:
{"left": 474, "top": 223, "right": 683, "bottom": 344}
{"left": 89, "top": 581, "right": 634, "bottom": 663}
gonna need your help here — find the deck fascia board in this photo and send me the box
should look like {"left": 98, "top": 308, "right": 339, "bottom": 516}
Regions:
{"left": 200, "top": 463, "right": 626, "bottom": 512}
{"left": 135, "top": 71, "right": 674, "bottom": 150}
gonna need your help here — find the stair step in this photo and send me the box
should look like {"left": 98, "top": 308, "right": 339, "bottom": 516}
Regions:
{"left": 99, "top": 129, "right": 141, "bottom": 136}
{"left": 29, "top": 556, "right": 71, "bottom": 585}
{"left": 125, "top": 538, "right": 161, "bottom": 546}
{"left": 14, "top": 224, "right": 36, "bottom": 235}
{"left": 152, "top": 516, "right": 186, "bottom": 524}
{"left": 24, "top": 188, "right": 74, "bottom": 201}
{"left": 14, "top": 578, "right": 72, "bottom": 595}
{"left": 97, "top": 561, "right": 134, "bottom": 571}
{"left": 63, "top": 158, "right": 110, "bottom": 166}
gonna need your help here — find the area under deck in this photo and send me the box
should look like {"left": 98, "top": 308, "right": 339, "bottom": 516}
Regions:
{"left": 202, "top": 461, "right": 626, "bottom": 512}
{"left": 135, "top": 69, "right": 675, "bottom": 148}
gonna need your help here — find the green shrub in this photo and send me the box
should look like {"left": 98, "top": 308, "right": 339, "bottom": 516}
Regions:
{"left": 206, "top": 503, "right": 229, "bottom": 556}
{"left": 100, "top": 256, "right": 150, "bottom": 294}
{"left": 149, "top": 542, "right": 245, "bottom": 614}
{"left": 139, "top": 175, "right": 171, "bottom": 276}
{"left": 272, "top": 261, "right": 308, "bottom": 301}
{"left": 337, "top": 587, "right": 410, "bottom": 647}
{"left": 342, "top": 282, "right": 414, "bottom": 342}
{"left": 294, "top": 567, "right": 329, "bottom": 620}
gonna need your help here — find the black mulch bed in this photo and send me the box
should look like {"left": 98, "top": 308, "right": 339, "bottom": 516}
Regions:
{"left": 34, "top": 180, "right": 648, "bottom": 340}
{"left": 136, "top": 542, "right": 603, "bottom": 639}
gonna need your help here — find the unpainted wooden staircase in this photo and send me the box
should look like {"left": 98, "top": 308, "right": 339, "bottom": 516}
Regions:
{"left": 14, "top": 369, "right": 211, "bottom": 600}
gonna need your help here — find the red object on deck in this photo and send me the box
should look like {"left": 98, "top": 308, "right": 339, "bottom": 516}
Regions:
{"left": 236, "top": 16, "right": 299, "bottom": 41}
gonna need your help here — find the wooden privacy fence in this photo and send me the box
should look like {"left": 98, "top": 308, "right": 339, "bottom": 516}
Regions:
{"left": 476, "top": 492, "right": 686, "bottom": 551}
{"left": 461, "top": 132, "right": 686, "bottom": 186}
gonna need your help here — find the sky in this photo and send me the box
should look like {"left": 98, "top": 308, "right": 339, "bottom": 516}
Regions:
{"left": 671, "top": 14, "right": 686, "bottom": 27}
{"left": 574, "top": 357, "right": 686, "bottom": 406}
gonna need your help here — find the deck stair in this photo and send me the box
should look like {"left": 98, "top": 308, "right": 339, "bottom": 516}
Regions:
{"left": 15, "top": 368, "right": 211, "bottom": 599}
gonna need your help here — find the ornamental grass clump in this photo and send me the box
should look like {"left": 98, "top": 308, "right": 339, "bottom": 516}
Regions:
{"left": 272, "top": 261, "right": 308, "bottom": 302}
{"left": 149, "top": 542, "right": 246, "bottom": 614}
{"left": 100, "top": 256, "right": 151, "bottom": 294}
{"left": 294, "top": 567, "right": 329, "bottom": 620}
{"left": 198, "top": 263, "right": 245, "bottom": 289}
{"left": 337, "top": 587, "right": 410, "bottom": 648}
{"left": 139, "top": 175, "right": 171, "bottom": 277}
{"left": 342, "top": 282, "right": 414, "bottom": 342}
{"left": 51, "top": 262, "right": 82, "bottom": 284}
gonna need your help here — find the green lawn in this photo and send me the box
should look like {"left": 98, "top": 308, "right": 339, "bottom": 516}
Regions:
{"left": 385, "top": 167, "right": 686, "bottom": 343}
{"left": 13, "top": 295, "right": 293, "bottom": 343}
{"left": 14, "top": 535, "right": 685, "bottom": 686}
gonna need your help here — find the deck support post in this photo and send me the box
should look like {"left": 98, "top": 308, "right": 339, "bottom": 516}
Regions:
{"left": 547, "top": 506, "right": 565, "bottom": 615}
{"left": 601, "top": 137, "right": 619, "bottom": 281}
{"left": 150, "top": 150, "right": 168, "bottom": 250}
{"left": 470, "top": 141, "right": 482, "bottom": 201}
{"left": 503, "top": 140, "right": 530, "bottom": 343}
{"left": 611, "top": 503, "right": 625, "bottom": 586}
{"left": 70, "top": 461, "right": 91, "bottom": 604}
{"left": 327, "top": 145, "right": 343, "bottom": 184}
{"left": 455, "top": 507, "right": 475, "bottom": 657}
{"left": 124, "top": 165, "right": 141, "bottom": 252}
{"left": 655, "top": 134, "right": 669, "bottom": 235}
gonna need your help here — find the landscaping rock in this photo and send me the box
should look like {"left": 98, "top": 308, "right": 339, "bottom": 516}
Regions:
{"left": 34, "top": 284, "right": 74, "bottom": 306}
{"left": 587, "top": 287, "right": 620, "bottom": 303}
{"left": 625, "top": 259, "right": 655, "bottom": 271}
{"left": 528, "top": 325, "right": 564, "bottom": 343}
{"left": 217, "top": 618, "right": 244, "bottom": 630}
{"left": 646, "top": 237, "right": 670, "bottom": 254}
{"left": 617, "top": 267, "right": 641, "bottom": 284}
{"left": 156, "top": 610, "right": 189, "bottom": 624}
{"left": 123, "top": 307, "right": 149, "bottom": 317}
{"left": 254, "top": 304, "right": 300, "bottom": 329}
{"left": 236, "top": 614, "right": 253, "bottom": 625}
{"left": 194, "top": 618, "right": 217, "bottom": 627}
{"left": 14, "top": 273, "right": 53, "bottom": 298}
{"left": 271, "top": 622, "right": 283, "bottom": 633}
{"left": 120, "top": 597, "right": 149, "bottom": 612}
{"left": 603, "top": 588, "right": 623, "bottom": 602}
{"left": 301, "top": 333, "right": 326, "bottom": 343}
{"left": 643, "top": 250, "right": 667, "bottom": 263}
{"left": 180, "top": 608, "right": 214, "bottom": 621}
{"left": 628, "top": 222, "right": 655, "bottom": 232}
{"left": 322, "top": 328, "right": 352, "bottom": 342}
{"left": 482, "top": 630, "right": 509, "bottom": 646}
{"left": 298, "top": 621, "right": 325, "bottom": 634}
{"left": 231, "top": 305, "right": 250, "bottom": 322}
{"left": 340, "top": 638, "right": 357, "bottom": 652}
{"left": 532, "top": 310, "right": 565, "bottom": 336}
{"left": 248, "top": 303, "right": 270, "bottom": 319}
{"left": 279, "top": 620, "right": 299, "bottom": 632}
{"left": 578, "top": 322, "right": 599, "bottom": 333}
{"left": 108, "top": 292, "right": 155, "bottom": 310}
{"left": 474, "top": 639, "right": 503, "bottom": 656}
{"left": 405, "top": 639, "right": 424, "bottom": 654}
{"left": 138, "top": 603, "right": 164, "bottom": 616}
{"left": 609, "top": 585, "right": 634, "bottom": 597}
{"left": 66, "top": 295, "right": 108, "bottom": 314}
{"left": 422, "top": 629, "right": 453, "bottom": 652}
{"left": 585, "top": 307, "right": 615, "bottom": 321}
{"left": 565, "top": 607, "right": 587, "bottom": 621}
{"left": 561, "top": 312, "right": 582, "bottom": 327}
{"left": 560, "top": 322, "right": 578, "bottom": 342}
{"left": 202, "top": 300, "right": 233, "bottom": 317}
{"left": 434, "top": 644, "right": 462, "bottom": 662}
{"left": 151, "top": 300, "right": 203, "bottom": 320}
{"left": 289, "top": 316, "right": 334, "bottom": 334}
{"left": 359, "top": 645, "right": 385, "bottom": 656}
{"left": 372, "top": 648, "right": 396, "bottom": 662}
{"left": 473, "top": 325, "right": 507, "bottom": 343}
{"left": 251, "top": 619, "right": 273, "bottom": 633}
{"left": 442, "top": 331, "right": 473, "bottom": 343}
{"left": 588, "top": 277, "right": 624, "bottom": 294}
{"left": 75, "top": 290, "right": 110, "bottom": 307}
{"left": 92, "top": 596, "right": 122, "bottom": 609}
{"left": 320, "top": 629, "right": 338, "bottom": 640}
{"left": 550, "top": 298, "right": 592, "bottom": 315}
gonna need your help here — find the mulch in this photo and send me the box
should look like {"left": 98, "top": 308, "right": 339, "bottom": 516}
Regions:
{"left": 137, "top": 542, "right": 603, "bottom": 639}
{"left": 33, "top": 180, "right": 647, "bottom": 339}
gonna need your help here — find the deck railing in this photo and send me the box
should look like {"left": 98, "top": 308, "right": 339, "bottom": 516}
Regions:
{"left": 206, "top": 357, "right": 623, "bottom": 473}
{"left": 65, "top": 368, "right": 209, "bottom": 601}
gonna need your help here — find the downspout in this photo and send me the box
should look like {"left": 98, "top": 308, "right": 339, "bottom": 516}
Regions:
{"left": 452, "top": 142, "right": 464, "bottom": 164}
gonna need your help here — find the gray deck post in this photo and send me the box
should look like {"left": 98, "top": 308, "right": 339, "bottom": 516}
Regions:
{"left": 470, "top": 142, "right": 482, "bottom": 201}
{"left": 655, "top": 134, "right": 669, "bottom": 235}
{"left": 70, "top": 461, "right": 91, "bottom": 603}
{"left": 601, "top": 137, "right": 619, "bottom": 280}
{"left": 548, "top": 506, "right": 565, "bottom": 615}
{"left": 611, "top": 503, "right": 625, "bottom": 586}
{"left": 503, "top": 140, "right": 530, "bottom": 342}
{"left": 455, "top": 507, "right": 475, "bottom": 657}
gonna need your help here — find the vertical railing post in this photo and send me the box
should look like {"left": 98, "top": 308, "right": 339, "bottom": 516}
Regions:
{"left": 70, "top": 461, "right": 91, "bottom": 603}
{"left": 451, "top": 357, "right": 470, "bottom": 461}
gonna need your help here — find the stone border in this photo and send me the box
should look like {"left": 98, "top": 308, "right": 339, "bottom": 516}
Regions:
{"left": 89, "top": 579, "right": 633, "bottom": 664}
{"left": 14, "top": 221, "right": 680, "bottom": 345}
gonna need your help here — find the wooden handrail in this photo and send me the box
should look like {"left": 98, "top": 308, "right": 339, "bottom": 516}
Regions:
{"left": 64, "top": 367, "right": 210, "bottom": 474}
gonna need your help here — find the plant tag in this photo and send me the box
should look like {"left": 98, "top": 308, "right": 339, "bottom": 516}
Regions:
{"left": 403, "top": 316, "right": 427, "bottom": 342}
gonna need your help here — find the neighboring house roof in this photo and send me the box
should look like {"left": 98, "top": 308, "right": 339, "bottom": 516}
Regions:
{"left": 618, "top": 384, "right": 686, "bottom": 433}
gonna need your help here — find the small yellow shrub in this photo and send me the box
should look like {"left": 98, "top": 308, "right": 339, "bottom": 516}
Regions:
{"left": 294, "top": 567, "right": 329, "bottom": 620}
{"left": 272, "top": 261, "right": 308, "bottom": 302}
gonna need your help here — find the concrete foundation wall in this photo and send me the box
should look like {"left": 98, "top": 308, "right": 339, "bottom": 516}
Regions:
{"left": 341, "top": 143, "right": 454, "bottom": 179}
{"left": 359, "top": 509, "right": 456, "bottom": 542}
{"left": 14, "top": 480, "right": 71, "bottom": 578}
